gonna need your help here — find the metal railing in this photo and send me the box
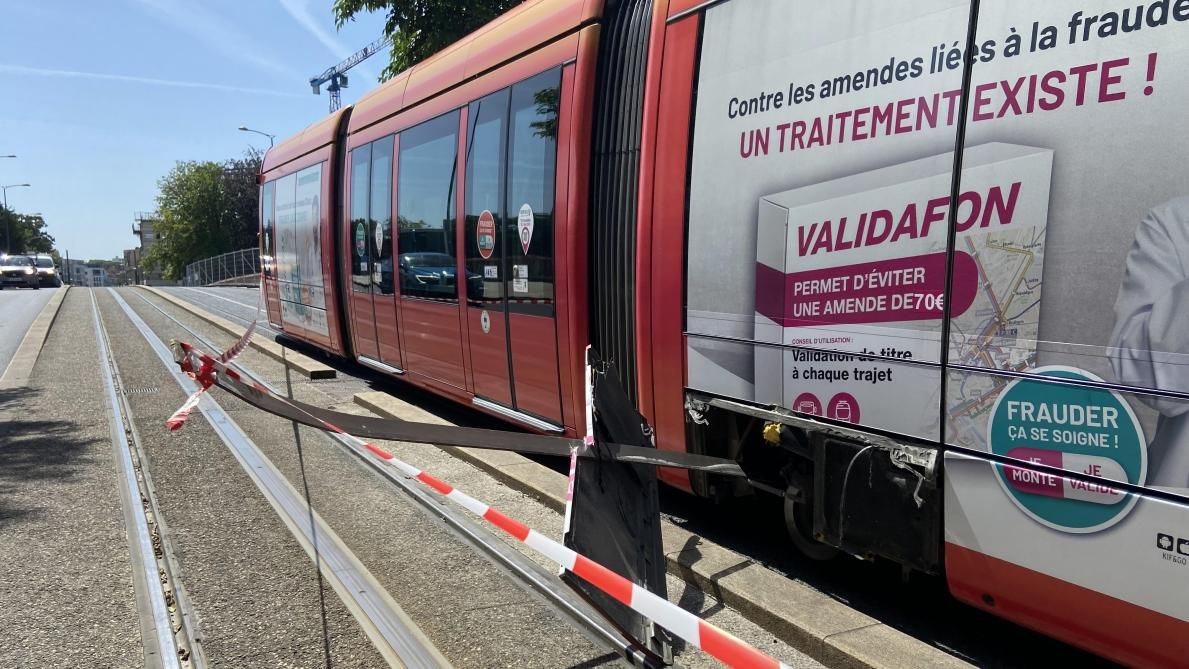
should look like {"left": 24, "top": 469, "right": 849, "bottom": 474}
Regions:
{"left": 183, "top": 248, "right": 260, "bottom": 286}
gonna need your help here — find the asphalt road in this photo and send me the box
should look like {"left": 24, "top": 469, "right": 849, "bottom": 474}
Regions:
{"left": 0, "top": 286, "right": 57, "bottom": 378}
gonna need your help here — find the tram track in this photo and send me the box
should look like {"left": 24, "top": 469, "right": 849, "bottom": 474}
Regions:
{"left": 130, "top": 289, "right": 661, "bottom": 667}
{"left": 103, "top": 287, "right": 451, "bottom": 669}
{"left": 89, "top": 289, "right": 200, "bottom": 669}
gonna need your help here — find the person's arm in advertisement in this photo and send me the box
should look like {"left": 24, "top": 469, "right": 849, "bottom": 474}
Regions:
{"left": 1109, "top": 197, "right": 1189, "bottom": 416}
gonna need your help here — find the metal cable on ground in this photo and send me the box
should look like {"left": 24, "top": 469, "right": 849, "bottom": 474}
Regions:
{"left": 284, "top": 345, "right": 335, "bottom": 668}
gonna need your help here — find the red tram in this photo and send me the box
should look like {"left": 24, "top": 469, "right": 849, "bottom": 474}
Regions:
{"left": 258, "top": 1, "right": 1189, "bottom": 666}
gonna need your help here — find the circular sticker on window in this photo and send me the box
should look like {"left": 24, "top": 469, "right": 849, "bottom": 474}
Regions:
{"left": 480, "top": 309, "right": 491, "bottom": 334}
{"left": 987, "top": 365, "right": 1145, "bottom": 533}
{"left": 477, "top": 210, "right": 496, "bottom": 260}
{"left": 518, "top": 203, "right": 534, "bottom": 255}
{"left": 374, "top": 220, "right": 384, "bottom": 252}
{"left": 355, "top": 221, "right": 366, "bottom": 254}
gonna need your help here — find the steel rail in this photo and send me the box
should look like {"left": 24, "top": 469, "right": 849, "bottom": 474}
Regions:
{"left": 107, "top": 288, "right": 451, "bottom": 669}
{"left": 130, "top": 288, "right": 662, "bottom": 668}
{"left": 88, "top": 289, "right": 186, "bottom": 669}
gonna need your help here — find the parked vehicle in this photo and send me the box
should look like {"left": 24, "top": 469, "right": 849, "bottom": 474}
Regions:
{"left": 32, "top": 254, "right": 61, "bottom": 287}
{"left": 0, "top": 255, "right": 40, "bottom": 289}
{"left": 253, "top": 2, "right": 1189, "bottom": 666}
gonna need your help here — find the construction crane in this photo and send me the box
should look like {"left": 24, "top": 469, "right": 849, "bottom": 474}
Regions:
{"left": 310, "top": 35, "right": 392, "bottom": 113}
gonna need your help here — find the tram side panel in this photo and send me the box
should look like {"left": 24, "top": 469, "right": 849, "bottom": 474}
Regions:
{"left": 942, "top": 2, "right": 1189, "bottom": 666}
{"left": 677, "top": 0, "right": 1189, "bottom": 666}
{"left": 333, "top": 15, "right": 593, "bottom": 433}
{"left": 262, "top": 145, "right": 342, "bottom": 354}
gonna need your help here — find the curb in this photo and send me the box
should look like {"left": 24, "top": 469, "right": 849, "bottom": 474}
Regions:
{"left": 137, "top": 286, "right": 336, "bottom": 380}
{"left": 354, "top": 389, "right": 972, "bottom": 669}
{"left": 0, "top": 286, "right": 71, "bottom": 389}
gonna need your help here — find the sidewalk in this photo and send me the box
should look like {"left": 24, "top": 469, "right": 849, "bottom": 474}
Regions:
{"left": 0, "top": 289, "right": 144, "bottom": 668}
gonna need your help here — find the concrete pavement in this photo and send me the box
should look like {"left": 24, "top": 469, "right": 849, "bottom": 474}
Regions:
{"left": 0, "top": 288, "right": 144, "bottom": 668}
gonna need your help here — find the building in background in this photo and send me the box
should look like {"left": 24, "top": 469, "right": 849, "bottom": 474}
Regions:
{"left": 123, "top": 247, "right": 141, "bottom": 283}
{"left": 104, "top": 257, "right": 129, "bottom": 286}
{"left": 132, "top": 212, "right": 163, "bottom": 284}
{"left": 86, "top": 266, "right": 109, "bottom": 287}
{"left": 63, "top": 258, "right": 88, "bottom": 285}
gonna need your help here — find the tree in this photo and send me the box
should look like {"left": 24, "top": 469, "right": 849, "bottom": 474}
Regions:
{"left": 143, "top": 149, "right": 261, "bottom": 280}
{"left": 224, "top": 148, "right": 264, "bottom": 250}
{"left": 0, "top": 207, "right": 54, "bottom": 254}
{"left": 143, "top": 161, "right": 228, "bottom": 279}
{"left": 333, "top": 0, "right": 521, "bottom": 80}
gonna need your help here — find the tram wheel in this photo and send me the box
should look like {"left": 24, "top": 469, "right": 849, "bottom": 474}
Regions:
{"left": 784, "top": 489, "right": 838, "bottom": 561}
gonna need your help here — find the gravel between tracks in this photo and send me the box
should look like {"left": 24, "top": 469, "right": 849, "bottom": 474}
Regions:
{"left": 95, "top": 288, "right": 387, "bottom": 669}
{"left": 0, "top": 289, "right": 143, "bottom": 668}
{"left": 128, "top": 287, "right": 824, "bottom": 669}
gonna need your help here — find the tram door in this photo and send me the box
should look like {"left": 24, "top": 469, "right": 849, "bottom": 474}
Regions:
{"left": 260, "top": 180, "right": 282, "bottom": 326}
{"left": 347, "top": 136, "right": 403, "bottom": 371}
{"left": 464, "top": 69, "right": 563, "bottom": 428}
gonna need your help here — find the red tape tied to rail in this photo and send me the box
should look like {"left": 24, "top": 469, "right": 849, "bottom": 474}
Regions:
{"left": 167, "top": 340, "right": 789, "bottom": 669}
{"left": 165, "top": 282, "right": 263, "bottom": 431}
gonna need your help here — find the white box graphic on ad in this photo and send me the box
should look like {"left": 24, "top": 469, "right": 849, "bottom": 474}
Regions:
{"left": 754, "top": 143, "right": 1053, "bottom": 435}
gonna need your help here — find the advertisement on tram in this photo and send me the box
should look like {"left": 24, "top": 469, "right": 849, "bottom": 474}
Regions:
{"left": 274, "top": 164, "right": 329, "bottom": 337}
{"left": 684, "top": 0, "right": 1189, "bottom": 646}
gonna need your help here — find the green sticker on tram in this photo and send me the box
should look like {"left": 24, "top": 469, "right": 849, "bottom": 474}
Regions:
{"left": 988, "top": 366, "right": 1146, "bottom": 533}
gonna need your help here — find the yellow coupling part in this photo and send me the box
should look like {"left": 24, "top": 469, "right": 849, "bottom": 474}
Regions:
{"left": 762, "top": 421, "right": 782, "bottom": 444}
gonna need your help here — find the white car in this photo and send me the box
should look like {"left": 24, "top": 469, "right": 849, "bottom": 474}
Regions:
{"left": 32, "top": 254, "right": 61, "bottom": 287}
{"left": 0, "top": 255, "right": 41, "bottom": 289}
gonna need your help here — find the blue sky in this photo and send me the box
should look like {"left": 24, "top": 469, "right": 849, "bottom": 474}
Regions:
{"left": 0, "top": 0, "right": 388, "bottom": 261}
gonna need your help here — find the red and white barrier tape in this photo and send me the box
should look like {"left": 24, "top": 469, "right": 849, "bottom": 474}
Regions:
{"left": 563, "top": 345, "right": 596, "bottom": 536}
{"left": 166, "top": 280, "right": 263, "bottom": 431}
{"left": 342, "top": 429, "right": 791, "bottom": 669}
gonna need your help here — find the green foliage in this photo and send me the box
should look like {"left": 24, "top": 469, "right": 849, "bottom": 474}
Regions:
{"left": 532, "top": 86, "right": 559, "bottom": 139}
{"left": 0, "top": 207, "right": 54, "bottom": 254}
{"left": 143, "top": 149, "right": 261, "bottom": 280}
{"left": 333, "top": 0, "right": 522, "bottom": 80}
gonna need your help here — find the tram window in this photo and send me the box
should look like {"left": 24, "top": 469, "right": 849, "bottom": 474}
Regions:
{"left": 398, "top": 111, "right": 459, "bottom": 300}
{"left": 261, "top": 180, "right": 275, "bottom": 274}
{"left": 464, "top": 89, "right": 509, "bottom": 305}
{"left": 274, "top": 173, "right": 297, "bottom": 294}
{"left": 371, "top": 135, "right": 395, "bottom": 295}
{"left": 506, "top": 68, "right": 559, "bottom": 313}
{"left": 350, "top": 142, "right": 372, "bottom": 292}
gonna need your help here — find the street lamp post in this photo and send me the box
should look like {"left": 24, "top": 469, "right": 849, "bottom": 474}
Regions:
{"left": 1, "top": 183, "right": 31, "bottom": 254}
{"left": 237, "top": 126, "right": 275, "bottom": 148}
